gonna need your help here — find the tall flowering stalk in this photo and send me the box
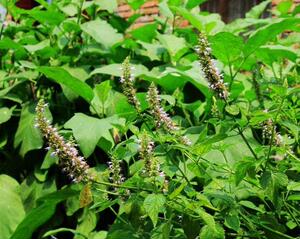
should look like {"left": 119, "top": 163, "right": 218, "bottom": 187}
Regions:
{"left": 108, "top": 156, "right": 125, "bottom": 186}
{"left": 196, "top": 32, "right": 228, "bottom": 99}
{"left": 35, "top": 99, "right": 91, "bottom": 183}
{"left": 138, "top": 132, "right": 164, "bottom": 178}
{"left": 120, "top": 56, "right": 140, "bottom": 111}
{"left": 146, "top": 82, "right": 192, "bottom": 146}
{"left": 147, "top": 82, "right": 179, "bottom": 131}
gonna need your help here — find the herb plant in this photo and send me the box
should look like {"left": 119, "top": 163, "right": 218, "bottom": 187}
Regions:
{"left": 0, "top": 0, "right": 299, "bottom": 239}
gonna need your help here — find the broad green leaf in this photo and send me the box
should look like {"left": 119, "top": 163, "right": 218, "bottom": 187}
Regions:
{"left": 24, "top": 39, "right": 50, "bottom": 53}
{"left": 157, "top": 34, "right": 188, "bottom": 63}
{"left": 225, "top": 105, "right": 240, "bottom": 116}
{"left": 38, "top": 66, "right": 94, "bottom": 103}
{"left": 138, "top": 41, "right": 166, "bottom": 61}
{"left": 143, "top": 194, "right": 166, "bottom": 226}
{"left": 17, "top": 8, "right": 65, "bottom": 26}
{"left": 277, "top": 0, "right": 293, "bottom": 15}
{"left": 244, "top": 18, "right": 300, "bottom": 56}
{"left": 255, "top": 45, "right": 298, "bottom": 65}
{"left": 93, "top": 80, "right": 112, "bottom": 108}
{"left": 64, "top": 113, "right": 124, "bottom": 157}
{"left": 0, "top": 107, "right": 13, "bottom": 124}
{"left": 150, "top": 221, "right": 171, "bottom": 239}
{"left": 210, "top": 32, "right": 243, "bottom": 65}
{"left": 131, "top": 23, "right": 158, "bottom": 43}
{"left": 260, "top": 171, "right": 289, "bottom": 206}
{"left": 0, "top": 175, "right": 25, "bottom": 239}
{"left": 94, "top": 0, "right": 118, "bottom": 13}
{"left": 14, "top": 103, "right": 43, "bottom": 157}
{"left": 234, "top": 160, "right": 254, "bottom": 185}
{"left": 107, "top": 222, "right": 139, "bottom": 239}
{"left": 81, "top": 19, "right": 123, "bottom": 49}
{"left": 171, "top": 6, "right": 224, "bottom": 33}
{"left": 11, "top": 188, "right": 79, "bottom": 239}
{"left": 186, "top": 0, "right": 207, "bottom": 10}
{"left": 199, "top": 224, "right": 225, "bottom": 239}
{"left": 245, "top": 0, "right": 271, "bottom": 19}
{"left": 225, "top": 213, "right": 240, "bottom": 231}
{"left": 75, "top": 210, "right": 97, "bottom": 238}
{"left": 170, "top": 6, "right": 202, "bottom": 30}
{"left": 90, "top": 63, "right": 149, "bottom": 77}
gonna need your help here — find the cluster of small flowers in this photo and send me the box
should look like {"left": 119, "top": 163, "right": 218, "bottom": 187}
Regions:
{"left": 195, "top": 32, "right": 229, "bottom": 100}
{"left": 262, "top": 118, "right": 283, "bottom": 146}
{"left": 120, "top": 56, "right": 140, "bottom": 111}
{"left": 35, "top": 99, "right": 91, "bottom": 183}
{"left": 107, "top": 157, "right": 125, "bottom": 187}
{"left": 146, "top": 82, "right": 179, "bottom": 131}
{"left": 137, "top": 132, "right": 164, "bottom": 178}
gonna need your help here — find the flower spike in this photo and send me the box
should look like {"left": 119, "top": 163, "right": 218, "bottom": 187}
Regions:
{"left": 120, "top": 56, "right": 140, "bottom": 111}
{"left": 35, "top": 99, "right": 91, "bottom": 183}
{"left": 196, "top": 32, "right": 229, "bottom": 99}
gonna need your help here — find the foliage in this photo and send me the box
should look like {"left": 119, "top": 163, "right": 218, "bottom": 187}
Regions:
{"left": 0, "top": 0, "right": 299, "bottom": 238}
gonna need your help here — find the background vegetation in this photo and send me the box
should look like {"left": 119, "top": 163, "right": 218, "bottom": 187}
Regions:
{"left": 0, "top": 0, "right": 299, "bottom": 238}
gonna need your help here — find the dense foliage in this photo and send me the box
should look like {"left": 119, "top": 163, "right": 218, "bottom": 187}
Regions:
{"left": 0, "top": 0, "right": 300, "bottom": 238}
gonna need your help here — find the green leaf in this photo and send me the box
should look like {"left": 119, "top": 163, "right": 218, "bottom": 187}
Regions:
{"left": 277, "top": 0, "right": 293, "bottom": 15}
{"left": 157, "top": 34, "right": 188, "bottom": 63}
{"left": 94, "top": 0, "right": 118, "bottom": 13}
{"left": 90, "top": 63, "right": 149, "bottom": 77}
{"left": 80, "top": 19, "right": 123, "bottom": 49}
{"left": 0, "top": 175, "right": 25, "bottom": 239}
{"left": 14, "top": 103, "right": 43, "bottom": 157}
{"left": 225, "top": 105, "right": 240, "bottom": 116}
{"left": 131, "top": 23, "right": 158, "bottom": 43}
{"left": 234, "top": 160, "right": 254, "bottom": 185}
{"left": 225, "top": 213, "right": 240, "bottom": 231}
{"left": 245, "top": 0, "right": 271, "bottom": 19}
{"left": 0, "top": 107, "right": 13, "bottom": 124}
{"left": 126, "top": 0, "right": 145, "bottom": 10}
{"left": 210, "top": 32, "right": 243, "bottom": 65}
{"left": 38, "top": 66, "right": 94, "bottom": 103}
{"left": 255, "top": 45, "right": 298, "bottom": 65}
{"left": 186, "top": 0, "right": 207, "bottom": 10}
{"left": 143, "top": 194, "right": 166, "bottom": 226}
{"left": 11, "top": 188, "right": 79, "bottom": 239}
{"left": 138, "top": 41, "right": 166, "bottom": 61}
{"left": 94, "top": 81, "right": 112, "bottom": 106}
{"left": 244, "top": 18, "right": 300, "bottom": 56}
{"left": 170, "top": 6, "right": 202, "bottom": 30}
{"left": 199, "top": 224, "right": 225, "bottom": 239}
{"left": 64, "top": 113, "right": 124, "bottom": 157}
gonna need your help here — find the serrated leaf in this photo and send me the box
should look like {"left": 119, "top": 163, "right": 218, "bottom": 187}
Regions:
{"left": 143, "top": 194, "right": 166, "bottom": 226}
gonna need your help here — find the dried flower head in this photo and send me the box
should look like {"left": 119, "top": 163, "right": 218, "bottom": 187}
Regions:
{"left": 196, "top": 32, "right": 228, "bottom": 99}
{"left": 120, "top": 56, "right": 140, "bottom": 111}
{"left": 35, "top": 99, "right": 91, "bottom": 183}
{"left": 138, "top": 132, "right": 164, "bottom": 178}
{"left": 146, "top": 82, "right": 179, "bottom": 131}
